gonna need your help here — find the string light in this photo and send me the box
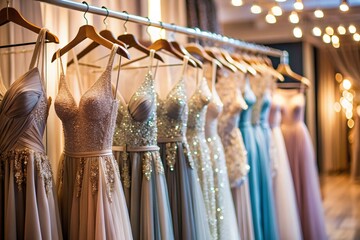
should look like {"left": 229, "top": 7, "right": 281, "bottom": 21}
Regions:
{"left": 289, "top": 11, "right": 299, "bottom": 24}
{"left": 271, "top": 5, "right": 283, "bottom": 16}
{"left": 265, "top": 13, "right": 277, "bottom": 24}
{"left": 349, "top": 25, "right": 357, "bottom": 33}
{"left": 293, "top": 27, "right": 303, "bottom": 38}
{"left": 348, "top": 119, "right": 354, "bottom": 128}
{"left": 231, "top": 0, "right": 243, "bottom": 6}
{"left": 339, "top": 0, "right": 349, "bottom": 12}
{"left": 331, "top": 35, "right": 340, "bottom": 44}
{"left": 325, "top": 26, "right": 334, "bottom": 35}
{"left": 314, "top": 9, "right": 324, "bottom": 18}
{"left": 334, "top": 102, "right": 341, "bottom": 112}
{"left": 337, "top": 25, "right": 346, "bottom": 35}
{"left": 250, "top": 4, "right": 262, "bottom": 14}
{"left": 294, "top": 0, "right": 304, "bottom": 11}
{"left": 332, "top": 42, "right": 340, "bottom": 48}
{"left": 342, "top": 79, "right": 352, "bottom": 90}
{"left": 323, "top": 34, "right": 331, "bottom": 43}
{"left": 353, "top": 33, "right": 360, "bottom": 41}
{"left": 312, "top": 27, "right": 322, "bottom": 36}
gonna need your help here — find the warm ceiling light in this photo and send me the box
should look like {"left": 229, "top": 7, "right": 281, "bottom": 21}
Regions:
{"left": 323, "top": 34, "right": 331, "bottom": 43}
{"left": 293, "top": 27, "right": 303, "bottom": 38}
{"left": 331, "top": 35, "right": 340, "bottom": 44}
{"left": 337, "top": 25, "right": 346, "bottom": 35}
{"left": 275, "top": 0, "right": 287, "bottom": 2}
{"left": 265, "top": 13, "right": 277, "bottom": 24}
{"left": 231, "top": 0, "right": 243, "bottom": 6}
{"left": 251, "top": 4, "right": 262, "bottom": 14}
{"left": 271, "top": 5, "right": 283, "bottom": 16}
{"left": 314, "top": 9, "right": 324, "bottom": 18}
{"left": 339, "top": 0, "right": 349, "bottom": 12}
{"left": 353, "top": 33, "right": 360, "bottom": 41}
{"left": 343, "top": 79, "right": 352, "bottom": 90}
{"left": 312, "top": 27, "right": 322, "bottom": 36}
{"left": 294, "top": 0, "right": 304, "bottom": 11}
{"left": 349, "top": 25, "right": 357, "bottom": 33}
{"left": 289, "top": 11, "right": 299, "bottom": 24}
{"left": 332, "top": 42, "right": 340, "bottom": 48}
{"left": 348, "top": 119, "right": 355, "bottom": 128}
{"left": 325, "top": 26, "right": 334, "bottom": 35}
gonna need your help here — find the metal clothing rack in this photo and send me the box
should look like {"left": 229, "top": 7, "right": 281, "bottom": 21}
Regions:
{"left": 36, "top": 0, "right": 286, "bottom": 59}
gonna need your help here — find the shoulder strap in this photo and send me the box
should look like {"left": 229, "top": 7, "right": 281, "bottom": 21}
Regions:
{"left": 106, "top": 44, "right": 122, "bottom": 100}
{"left": 29, "top": 28, "right": 47, "bottom": 71}
{"left": 181, "top": 55, "right": 189, "bottom": 78}
{"left": 55, "top": 50, "right": 65, "bottom": 76}
{"left": 148, "top": 49, "right": 155, "bottom": 73}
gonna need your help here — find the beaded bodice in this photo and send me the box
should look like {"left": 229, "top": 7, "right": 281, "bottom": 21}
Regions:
{"left": 113, "top": 72, "right": 157, "bottom": 147}
{"left": 239, "top": 75, "right": 256, "bottom": 126}
{"left": 187, "top": 77, "right": 212, "bottom": 133}
{"left": 55, "top": 46, "right": 119, "bottom": 153}
{"left": 277, "top": 89, "right": 305, "bottom": 125}
{"left": 157, "top": 76, "right": 188, "bottom": 139}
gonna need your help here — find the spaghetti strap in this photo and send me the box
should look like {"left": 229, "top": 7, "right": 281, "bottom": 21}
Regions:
{"left": 106, "top": 44, "right": 121, "bottom": 100}
{"left": 148, "top": 49, "right": 155, "bottom": 73}
{"left": 181, "top": 56, "right": 189, "bottom": 78}
{"left": 56, "top": 50, "right": 65, "bottom": 76}
{"left": 29, "top": 28, "right": 47, "bottom": 70}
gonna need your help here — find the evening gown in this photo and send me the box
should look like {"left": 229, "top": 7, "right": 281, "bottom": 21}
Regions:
{"left": 112, "top": 50, "right": 174, "bottom": 240}
{"left": 251, "top": 80, "right": 279, "bottom": 240}
{"left": 216, "top": 69, "right": 254, "bottom": 240}
{"left": 55, "top": 45, "right": 133, "bottom": 240}
{"left": 269, "top": 92, "right": 302, "bottom": 240}
{"left": 278, "top": 89, "right": 327, "bottom": 240}
{"left": 204, "top": 65, "right": 241, "bottom": 240}
{"left": 239, "top": 75, "right": 262, "bottom": 240}
{"left": 157, "top": 57, "right": 211, "bottom": 240}
{"left": 186, "top": 74, "right": 217, "bottom": 239}
{"left": 0, "top": 29, "right": 62, "bottom": 240}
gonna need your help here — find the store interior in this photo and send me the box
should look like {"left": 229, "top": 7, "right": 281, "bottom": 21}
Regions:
{"left": 0, "top": 0, "right": 359, "bottom": 239}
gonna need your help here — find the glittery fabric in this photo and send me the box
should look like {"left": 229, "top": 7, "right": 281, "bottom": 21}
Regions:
{"left": 112, "top": 65, "right": 174, "bottom": 240}
{"left": 186, "top": 76, "right": 217, "bottom": 240}
{"left": 204, "top": 65, "right": 241, "bottom": 240}
{"left": 157, "top": 69, "right": 212, "bottom": 240}
{"left": 0, "top": 29, "right": 62, "bottom": 240}
{"left": 55, "top": 45, "right": 133, "bottom": 240}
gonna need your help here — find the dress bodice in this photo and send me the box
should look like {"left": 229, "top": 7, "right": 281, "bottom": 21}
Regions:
{"left": 239, "top": 75, "right": 256, "bottom": 126}
{"left": 269, "top": 93, "right": 282, "bottom": 128}
{"left": 0, "top": 29, "right": 49, "bottom": 153}
{"left": 55, "top": 45, "right": 120, "bottom": 153}
{"left": 259, "top": 89, "right": 272, "bottom": 126}
{"left": 277, "top": 89, "right": 305, "bottom": 125}
{"left": 187, "top": 77, "right": 212, "bottom": 133}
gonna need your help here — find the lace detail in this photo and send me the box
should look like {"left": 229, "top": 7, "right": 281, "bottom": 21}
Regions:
{"left": 76, "top": 158, "right": 86, "bottom": 197}
{"left": 142, "top": 152, "right": 152, "bottom": 180}
{"left": 31, "top": 93, "right": 49, "bottom": 126}
{"left": 90, "top": 160, "right": 99, "bottom": 194}
{"left": 121, "top": 151, "right": 131, "bottom": 188}
{"left": 104, "top": 157, "right": 116, "bottom": 202}
{"left": 182, "top": 142, "right": 194, "bottom": 168}
{"left": 165, "top": 142, "right": 177, "bottom": 171}
{"left": 1, "top": 149, "right": 53, "bottom": 195}
{"left": 154, "top": 151, "right": 165, "bottom": 175}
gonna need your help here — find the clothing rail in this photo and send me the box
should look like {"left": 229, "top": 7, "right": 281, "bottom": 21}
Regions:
{"left": 36, "top": 0, "right": 285, "bottom": 58}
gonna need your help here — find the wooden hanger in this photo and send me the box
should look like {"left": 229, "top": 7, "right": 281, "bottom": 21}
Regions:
{"left": 67, "top": 6, "right": 129, "bottom": 67}
{"left": 0, "top": 6, "right": 59, "bottom": 44}
{"left": 276, "top": 52, "right": 310, "bottom": 87}
{"left": 52, "top": 3, "right": 129, "bottom": 62}
{"left": 205, "top": 47, "right": 237, "bottom": 72}
{"left": 185, "top": 43, "right": 223, "bottom": 68}
{"left": 117, "top": 13, "right": 163, "bottom": 62}
{"left": 220, "top": 49, "right": 247, "bottom": 73}
{"left": 231, "top": 53, "right": 257, "bottom": 76}
{"left": 170, "top": 41, "right": 203, "bottom": 68}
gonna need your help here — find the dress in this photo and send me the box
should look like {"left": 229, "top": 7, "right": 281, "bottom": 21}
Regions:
{"left": 239, "top": 75, "right": 262, "bottom": 240}
{"left": 215, "top": 69, "right": 253, "bottom": 240}
{"left": 112, "top": 51, "right": 174, "bottom": 240}
{"left": 251, "top": 79, "right": 279, "bottom": 240}
{"left": 186, "top": 75, "right": 217, "bottom": 239}
{"left": 157, "top": 58, "right": 211, "bottom": 240}
{"left": 55, "top": 45, "right": 133, "bottom": 240}
{"left": 0, "top": 29, "right": 62, "bottom": 240}
{"left": 278, "top": 89, "right": 327, "bottom": 240}
{"left": 269, "top": 92, "right": 302, "bottom": 240}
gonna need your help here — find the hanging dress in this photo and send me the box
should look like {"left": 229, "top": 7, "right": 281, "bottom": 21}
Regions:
{"left": 217, "top": 70, "right": 254, "bottom": 240}
{"left": 278, "top": 89, "right": 327, "bottom": 240}
{"left": 239, "top": 75, "right": 263, "bottom": 240}
{"left": 157, "top": 57, "right": 211, "bottom": 240}
{"left": 55, "top": 45, "right": 133, "bottom": 240}
{"left": 251, "top": 78, "right": 279, "bottom": 240}
{"left": 112, "top": 50, "right": 174, "bottom": 240}
{"left": 186, "top": 74, "right": 217, "bottom": 239}
{"left": 269, "top": 92, "right": 302, "bottom": 240}
{"left": 0, "top": 28, "right": 62, "bottom": 240}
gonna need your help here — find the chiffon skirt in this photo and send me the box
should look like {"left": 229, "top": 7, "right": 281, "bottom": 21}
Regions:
{"left": 114, "top": 150, "right": 174, "bottom": 240}
{"left": 271, "top": 126, "right": 302, "bottom": 240}
{"left": 58, "top": 153, "right": 133, "bottom": 240}
{"left": 1, "top": 149, "right": 62, "bottom": 240}
{"left": 253, "top": 124, "right": 279, "bottom": 240}
{"left": 282, "top": 123, "right": 327, "bottom": 240}
{"left": 158, "top": 141, "right": 211, "bottom": 240}
{"left": 239, "top": 122, "right": 262, "bottom": 240}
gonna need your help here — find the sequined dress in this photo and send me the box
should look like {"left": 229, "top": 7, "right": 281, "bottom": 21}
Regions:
{"left": 186, "top": 75, "right": 217, "bottom": 239}
{"left": 55, "top": 45, "right": 133, "bottom": 240}
{"left": 216, "top": 70, "right": 254, "bottom": 240}
{"left": 157, "top": 58, "right": 211, "bottom": 240}
{"left": 0, "top": 29, "right": 62, "bottom": 240}
{"left": 251, "top": 77, "right": 279, "bottom": 240}
{"left": 112, "top": 51, "right": 174, "bottom": 240}
{"left": 204, "top": 66, "right": 241, "bottom": 240}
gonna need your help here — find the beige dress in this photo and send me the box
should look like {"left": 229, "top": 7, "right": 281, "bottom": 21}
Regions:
{"left": 0, "top": 29, "right": 62, "bottom": 240}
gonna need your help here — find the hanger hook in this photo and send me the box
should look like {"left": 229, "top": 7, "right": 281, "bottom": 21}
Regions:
{"left": 193, "top": 27, "right": 200, "bottom": 45}
{"left": 122, "top": 11, "right": 129, "bottom": 34}
{"left": 82, "top": 1, "right": 89, "bottom": 25}
{"left": 101, "top": 6, "right": 109, "bottom": 29}
{"left": 159, "top": 21, "right": 164, "bottom": 39}
{"left": 170, "top": 23, "right": 176, "bottom": 41}
{"left": 146, "top": 17, "right": 152, "bottom": 41}
{"left": 6, "top": 0, "right": 9, "bottom": 20}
